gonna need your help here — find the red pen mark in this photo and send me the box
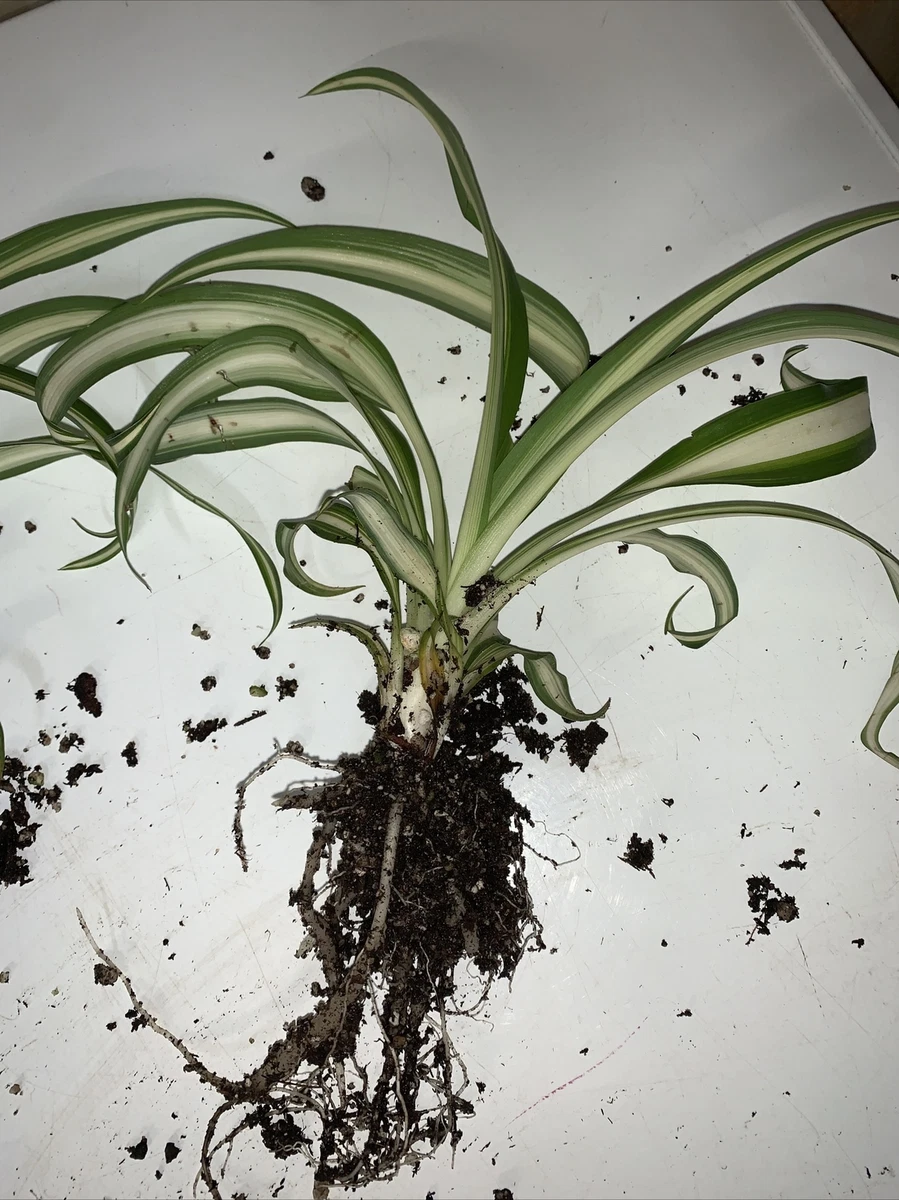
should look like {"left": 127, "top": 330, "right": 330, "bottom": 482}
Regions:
{"left": 511, "top": 1019, "right": 646, "bottom": 1124}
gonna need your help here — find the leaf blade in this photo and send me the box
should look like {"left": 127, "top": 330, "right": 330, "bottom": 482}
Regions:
{"left": 144, "top": 225, "right": 586, "bottom": 388}
{"left": 0, "top": 198, "right": 291, "bottom": 291}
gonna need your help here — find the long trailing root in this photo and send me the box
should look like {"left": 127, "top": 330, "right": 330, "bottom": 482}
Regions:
{"left": 79, "top": 664, "right": 564, "bottom": 1196}
{"left": 233, "top": 739, "right": 341, "bottom": 871}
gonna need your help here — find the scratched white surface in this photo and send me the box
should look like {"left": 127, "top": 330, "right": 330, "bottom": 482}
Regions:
{"left": 1, "top": 1, "right": 899, "bottom": 1198}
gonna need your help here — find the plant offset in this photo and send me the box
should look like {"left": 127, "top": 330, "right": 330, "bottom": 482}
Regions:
{"left": 2, "top": 65, "right": 899, "bottom": 1195}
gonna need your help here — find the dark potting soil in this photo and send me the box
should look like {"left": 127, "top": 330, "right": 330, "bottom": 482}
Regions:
{"left": 182, "top": 717, "right": 227, "bottom": 743}
{"left": 67, "top": 672, "right": 101, "bottom": 718}
{"left": 1, "top": 756, "right": 61, "bottom": 886}
{"left": 746, "top": 874, "right": 799, "bottom": 941}
{"left": 301, "top": 176, "right": 326, "bottom": 202}
{"left": 620, "top": 833, "right": 654, "bottom": 875}
{"left": 82, "top": 661, "right": 610, "bottom": 1192}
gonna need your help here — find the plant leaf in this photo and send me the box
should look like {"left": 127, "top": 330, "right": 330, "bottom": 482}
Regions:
{"left": 110, "top": 326, "right": 413, "bottom": 566}
{"left": 309, "top": 67, "right": 530, "bottom": 557}
{"left": 490, "top": 371, "right": 876, "bottom": 589}
{"left": 604, "top": 375, "right": 873, "bottom": 504}
{"left": 290, "top": 615, "right": 390, "bottom": 692}
{"left": 460, "top": 618, "right": 609, "bottom": 720}
{"left": 625, "top": 529, "right": 738, "bottom": 648}
{"left": 342, "top": 485, "right": 439, "bottom": 610}
{"left": 154, "top": 469, "right": 282, "bottom": 639}
{"left": 145, "top": 225, "right": 587, "bottom": 389}
{"left": 465, "top": 302, "right": 899, "bottom": 597}
{"left": 60, "top": 536, "right": 122, "bottom": 571}
{"left": 0, "top": 296, "right": 121, "bottom": 365}
{"left": 861, "top": 651, "right": 899, "bottom": 770}
{"left": 0, "top": 436, "right": 78, "bottom": 480}
{"left": 498, "top": 204, "right": 899, "bottom": 506}
{"left": 275, "top": 516, "right": 363, "bottom": 598}
{"left": 0, "top": 198, "right": 291, "bottom": 291}
{"left": 37, "top": 281, "right": 406, "bottom": 424}
{"left": 494, "top": 498, "right": 899, "bottom": 769}
{"left": 520, "top": 648, "right": 611, "bottom": 722}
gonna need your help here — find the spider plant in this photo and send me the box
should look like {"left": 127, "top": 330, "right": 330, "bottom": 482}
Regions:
{"left": 3, "top": 67, "right": 899, "bottom": 1195}
{"left": 2, "top": 68, "right": 898, "bottom": 774}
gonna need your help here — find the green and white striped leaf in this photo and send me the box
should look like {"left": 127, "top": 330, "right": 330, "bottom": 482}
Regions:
{"left": 136, "top": 395, "right": 375, "bottom": 465}
{"left": 497, "top": 203, "right": 899, "bottom": 504}
{"left": 0, "top": 436, "right": 78, "bottom": 480}
{"left": 494, "top": 499, "right": 899, "bottom": 768}
{"left": 309, "top": 67, "right": 530, "bottom": 559}
{"left": 624, "top": 529, "right": 738, "bottom": 648}
{"left": 36, "top": 282, "right": 411, "bottom": 424}
{"left": 145, "top": 225, "right": 587, "bottom": 390}
{"left": 489, "top": 371, "right": 877, "bottom": 592}
{"left": 460, "top": 618, "right": 609, "bottom": 721}
{"left": 290, "top": 615, "right": 390, "bottom": 692}
{"left": 605, "top": 375, "right": 873, "bottom": 504}
{"left": 462, "top": 300, "right": 899, "bottom": 597}
{"left": 0, "top": 296, "right": 121, "bottom": 366}
{"left": 60, "top": 536, "right": 123, "bottom": 571}
{"left": 110, "top": 325, "right": 416, "bottom": 563}
{"left": 155, "top": 469, "right": 282, "bottom": 639}
{"left": 0, "top": 198, "right": 291, "bottom": 291}
{"left": 342, "top": 485, "right": 439, "bottom": 610}
{"left": 519, "top": 649, "right": 610, "bottom": 723}
{"left": 275, "top": 516, "right": 362, "bottom": 598}
{"left": 861, "top": 651, "right": 899, "bottom": 770}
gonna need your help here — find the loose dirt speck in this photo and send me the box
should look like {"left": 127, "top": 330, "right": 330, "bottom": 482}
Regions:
{"left": 201, "top": 676, "right": 217, "bottom": 692}
{"left": 35, "top": 689, "right": 47, "bottom": 701}
{"left": 732, "top": 373, "right": 742, "bottom": 382}
{"left": 121, "top": 741, "right": 138, "bottom": 768}
{"left": 661, "top": 797, "right": 674, "bottom": 807}
{"left": 558, "top": 722, "right": 608, "bottom": 771}
{"left": 437, "top": 376, "right": 447, "bottom": 385}
{"left": 677, "top": 383, "right": 686, "bottom": 396}
{"left": 191, "top": 623, "right": 211, "bottom": 640}
{"left": 65, "top": 762, "right": 102, "bottom": 788}
{"left": 540, "top": 385, "right": 550, "bottom": 394}
{"left": 126, "top": 1136, "right": 148, "bottom": 1160}
{"left": 164, "top": 1142, "right": 181, "bottom": 1163}
{"left": 276, "top": 677, "right": 298, "bottom": 701}
{"left": 182, "top": 717, "right": 227, "bottom": 744}
{"left": 746, "top": 874, "right": 799, "bottom": 941}
{"left": 751, "top": 353, "right": 765, "bottom": 366}
{"left": 676, "top": 1008, "right": 692, "bottom": 1017}
{"left": 301, "top": 176, "right": 326, "bottom": 202}
{"left": 617, "top": 543, "right": 628, "bottom": 554}
{"left": 94, "top": 963, "right": 120, "bottom": 987}
{"left": 24, "top": 520, "right": 36, "bottom": 533}
{"left": 447, "top": 345, "right": 462, "bottom": 355}
{"left": 851, "top": 937, "right": 865, "bottom": 948}
{"left": 778, "top": 847, "right": 806, "bottom": 871}
{"left": 254, "top": 645, "right": 271, "bottom": 660}
{"left": 619, "top": 833, "right": 654, "bottom": 875}
{"left": 58, "top": 732, "right": 84, "bottom": 754}
{"left": 263, "top": 150, "right": 275, "bottom": 161}
{"left": 731, "top": 386, "right": 767, "bottom": 408}
{"left": 67, "top": 672, "right": 101, "bottom": 718}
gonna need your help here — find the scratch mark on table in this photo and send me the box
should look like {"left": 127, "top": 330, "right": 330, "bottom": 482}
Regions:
{"left": 511, "top": 1018, "right": 646, "bottom": 1124}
